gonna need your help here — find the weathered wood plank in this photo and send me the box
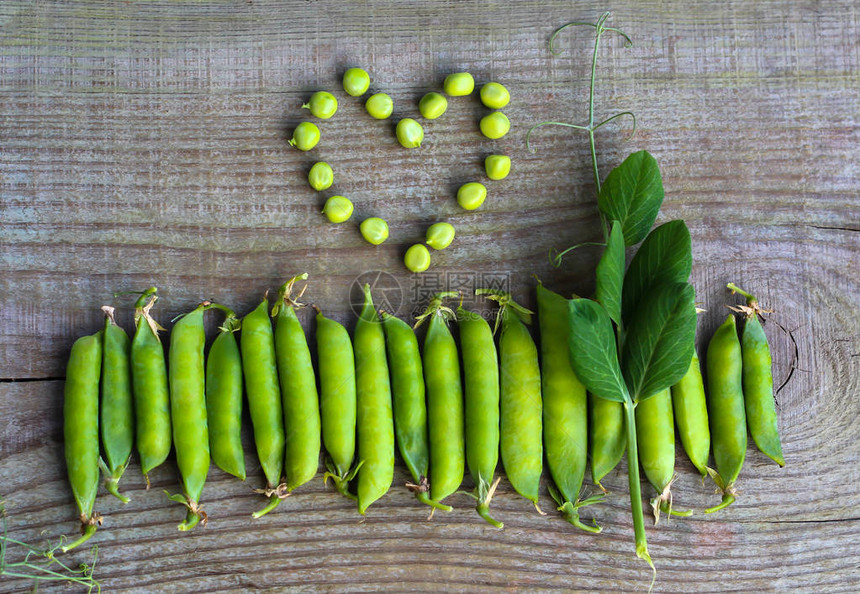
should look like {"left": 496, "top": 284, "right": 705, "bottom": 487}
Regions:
{"left": 1, "top": 0, "right": 859, "bottom": 591}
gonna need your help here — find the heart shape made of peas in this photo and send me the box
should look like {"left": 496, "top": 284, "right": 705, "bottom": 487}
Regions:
{"left": 289, "top": 68, "right": 513, "bottom": 273}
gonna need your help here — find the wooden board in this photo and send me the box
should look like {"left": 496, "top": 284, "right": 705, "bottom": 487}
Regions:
{"left": 1, "top": 0, "right": 858, "bottom": 591}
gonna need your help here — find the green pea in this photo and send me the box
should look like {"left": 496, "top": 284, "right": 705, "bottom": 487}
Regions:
{"left": 360, "top": 217, "right": 389, "bottom": 245}
{"left": 443, "top": 72, "right": 475, "bottom": 96}
{"left": 537, "top": 283, "right": 601, "bottom": 533}
{"left": 457, "top": 304, "right": 502, "bottom": 529}
{"left": 671, "top": 351, "right": 710, "bottom": 477}
{"left": 315, "top": 306, "right": 357, "bottom": 500}
{"left": 273, "top": 274, "right": 321, "bottom": 493}
{"left": 322, "top": 196, "right": 354, "bottom": 224}
{"left": 205, "top": 307, "right": 245, "bottom": 481}
{"left": 289, "top": 122, "right": 320, "bottom": 151}
{"left": 130, "top": 289, "right": 171, "bottom": 482}
{"left": 99, "top": 306, "right": 133, "bottom": 504}
{"left": 242, "top": 297, "right": 286, "bottom": 518}
{"left": 168, "top": 303, "right": 210, "bottom": 531}
{"left": 729, "top": 284, "right": 785, "bottom": 467}
{"left": 589, "top": 393, "right": 626, "bottom": 491}
{"left": 308, "top": 162, "right": 334, "bottom": 191}
{"left": 421, "top": 294, "right": 465, "bottom": 506}
{"left": 705, "top": 314, "right": 747, "bottom": 513}
{"left": 343, "top": 67, "right": 371, "bottom": 97}
{"left": 488, "top": 292, "right": 543, "bottom": 511}
{"left": 425, "top": 222, "right": 455, "bottom": 250}
{"left": 354, "top": 284, "right": 395, "bottom": 514}
{"left": 480, "top": 82, "right": 510, "bottom": 109}
{"left": 636, "top": 388, "right": 692, "bottom": 522}
{"left": 365, "top": 93, "right": 394, "bottom": 119}
{"left": 302, "top": 91, "right": 338, "bottom": 119}
{"left": 61, "top": 330, "right": 102, "bottom": 553}
{"left": 381, "top": 311, "right": 449, "bottom": 511}
{"left": 457, "top": 182, "right": 487, "bottom": 211}
{"left": 396, "top": 118, "right": 424, "bottom": 148}
{"left": 404, "top": 244, "right": 431, "bottom": 273}
{"left": 480, "top": 111, "right": 510, "bottom": 139}
{"left": 419, "top": 92, "right": 448, "bottom": 119}
{"left": 485, "top": 155, "right": 511, "bottom": 180}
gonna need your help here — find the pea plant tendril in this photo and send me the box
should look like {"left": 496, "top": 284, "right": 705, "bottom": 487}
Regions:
{"left": 0, "top": 501, "right": 101, "bottom": 592}
{"left": 526, "top": 11, "right": 636, "bottom": 265}
{"left": 529, "top": 12, "right": 700, "bottom": 592}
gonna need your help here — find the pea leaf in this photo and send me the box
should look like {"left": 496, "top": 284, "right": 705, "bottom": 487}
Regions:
{"left": 621, "top": 281, "right": 697, "bottom": 402}
{"left": 621, "top": 220, "right": 692, "bottom": 326}
{"left": 598, "top": 150, "right": 664, "bottom": 246}
{"left": 595, "top": 220, "right": 626, "bottom": 327}
{"left": 568, "top": 298, "right": 629, "bottom": 403}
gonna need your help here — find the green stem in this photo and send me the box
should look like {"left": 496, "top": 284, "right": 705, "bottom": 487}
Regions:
{"left": 558, "top": 501, "right": 602, "bottom": 533}
{"left": 104, "top": 477, "right": 130, "bottom": 504}
{"left": 726, "top": 283, "right": 757, "bottom": 305}
{"left": 416, "top": 492, "right": 453, "bottom": 512}
{"left": 623, "top": 400, "right": 654, "bottom": 571}
{"left": 658, "top": 500, "right": 693, "bottom": 517}
{"left": 251, "top": 496, "right": 282, "bottom": 519}
{"left": 132, "top": 287, "right": 158, "bottom": 309}
{"left": 476, "top": 503, "right": 503, "bottom": 529}
{"left": 705, "top": 494, "right": 736, "bottom": 514}
{"left": 178, "top": 510, "right": 201, "bottom": 532}
{"left": 59, "top": 524, "right": 97, "bottom": 554}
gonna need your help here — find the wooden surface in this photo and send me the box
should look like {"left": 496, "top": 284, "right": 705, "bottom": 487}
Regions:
{"left": 1, "top": 0, "right": 859, "bottom": 591}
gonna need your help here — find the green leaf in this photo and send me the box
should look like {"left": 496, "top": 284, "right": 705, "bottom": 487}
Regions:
{"left": 595, "top": 220, "right": 626, "bottom": 327}
{"left": 598, "top": 150, "right": 664, "bottom": 246}
{"left": 621, "top": 281, "right": 697, "bottom": 401}
{"left": 568, "top": 298, "right": 629, "bottom": 403}
{"left": 621, "top": 220, "right": 692, "bottom": 326}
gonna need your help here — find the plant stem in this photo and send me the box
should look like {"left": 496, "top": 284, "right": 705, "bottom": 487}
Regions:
{"left": 623, "top": 400, "right": 654, "bottom": 571}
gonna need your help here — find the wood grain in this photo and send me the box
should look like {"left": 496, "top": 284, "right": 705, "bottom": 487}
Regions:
{"left": 1, "top": 0, "right": 859, "bottom": 591}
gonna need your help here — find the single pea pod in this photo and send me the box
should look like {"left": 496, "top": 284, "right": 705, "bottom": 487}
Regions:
{"left": 481, "top": 290, "right": 544, "bottom": 513}
{"left": 273, "top": 274, "right": 322, "bottom": 492}
{"left": 315, "top": 306, "right": 358, "bottom": 499}
{"left": 418, "top": 292, "right": 464, "bottom": 508}
{"left": 635, "top": 388, "right": 692, "bottom": 523}
{"left": 61, "top": 330, "right": 103, "bottom": 553}
{"left": 167, "top": 302, "right": 210, "bottom": 530}
{"left": 728, "top": 283, "right": 785, "bottom": 467}
{"left": 589, "top": 394, "right": 626, "bottom": 491}
{"left": 456, "top": 304, "right": 503, "bottom": 529}
{"left": 705, "top": 314, "right": 747, "bottom": 513}
{"left": 99, "top": 306, "right": 134, "bottom": 504}
{"left": 536, "top": 283, "right": 602, "bottom": 533}
{"left": 381, "top": 310, "right": 447, "bottom": 511}
{"left": 205, "top": 305, "right": 245, "bottom": 481}
{"left": 242, "top": 295, "right": 287, "bottom": 518}
{"left": 671, "top": 350, "right": 711, "bottom": 477}
{"left": 354, "top": 284, "right": 395, "bottom": 514}
{"left": 130, "top": 289, "right": 171, "bottom": 483}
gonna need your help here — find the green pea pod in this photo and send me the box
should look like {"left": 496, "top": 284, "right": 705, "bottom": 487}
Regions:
{"left": 381, "top": 311, "right": 445, "bottom": 511}
{"left": 456, "top": 305, "right": 502, "bottom": 529}
{"left": 168, "top": 303, "right": 210, "bottom": 530}
{"left": 481, "top": 290, "right": 543, "bottom": 513}
{"left": 671, "top": 351, "right": 711, "bottom": 477}
{"left": 205, "top": 306, "right": 245, "bottom": 481}
{"left": 61, "top": 331, "right": 102, "bottom": 553}
{"left": 728, "top": 284, "right": 785, "bottom": 467}
{"left": 315, "top": 306, "right": 359, "bottom": 500}
{"left": 705, "top": 314, "right": 746, "bottom": 513}
{"left": 273, "top": 274, "right": 321, "bottom": 492}
{"left": 418, "top": 293, "right": 464, "bottom": 508}
{"left": 242, "top": 296, "right": 286, "bottom": 518}
{"left": 589, "top": 394, "right": 626, "bottom": 491}
{"left": 536, "top": 283, "right": 602, "bottom": 533}
{"left": 99, "top": 306, "right": 134, "bottom": 504}
{"left": 636, "top": 388, "right": 692, "bottom": 523}
{"left": 131, "top": 289, "right": 171, "bottom": 482}
{"left": 354, "top": 284, "right": 394, "bottom": 514}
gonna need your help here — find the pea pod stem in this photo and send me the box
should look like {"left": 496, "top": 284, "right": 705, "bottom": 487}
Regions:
{"left": 467, "top": 476, "right": 503, "bottom": 529}
{"left": 59, "top": 515, "right": 101, "bottom": 554}
{"left": 98, "top": 457, "right": 130, "bottom": 504}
